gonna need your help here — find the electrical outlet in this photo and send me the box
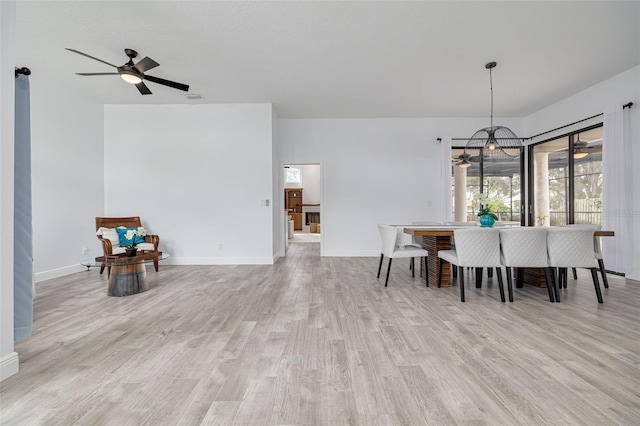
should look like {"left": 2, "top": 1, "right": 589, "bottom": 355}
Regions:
{"left": 82, "top": 247, "right": 88, "bottom": 255}
{"left": 218, "top": 243, "right": 223, "bottom": 251}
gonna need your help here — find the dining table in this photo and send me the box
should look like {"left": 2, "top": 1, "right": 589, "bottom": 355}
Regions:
{"left": 403, "top": 226, "right": 614, "bottom": 287}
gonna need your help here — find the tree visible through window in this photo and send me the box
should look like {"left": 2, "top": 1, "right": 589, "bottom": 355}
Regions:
{"left": 531, "top": 125, "right": 603, "bottom": 226}
{"left": 451, "top": 147, "right": 522, "bottom": 223}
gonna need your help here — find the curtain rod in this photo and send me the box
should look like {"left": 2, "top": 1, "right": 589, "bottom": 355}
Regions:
{"left": 15, "top": 67, "right": 31, "bottom": 78}
{"left": 444, "top": 101, "right": 633, "bottom": 142}
{"left": 528, "top": 102, "right": 633, "bottom": 140}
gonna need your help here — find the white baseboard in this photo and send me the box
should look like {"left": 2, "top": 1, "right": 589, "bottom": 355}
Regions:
{"left": 164, "top": 257, "right": 275, "bottom": 265}
{"left": 35, "top": 264, "right": 87, "bottom": 283}
{"left": 35, "top": 257, "right": 279, "bottom": 280}
{"left": 626, "top": 269, "right": 640, "bottom": 282}
{"left": 0, "top": 352, "right": 19, "bottom": 382}
{"left": 322, "top": 250, "right": 379, "bottom": 257}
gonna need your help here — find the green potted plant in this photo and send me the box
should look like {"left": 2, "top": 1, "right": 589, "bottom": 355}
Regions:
{"left": 477, "top": 205, "right": 498, "bottom": 228}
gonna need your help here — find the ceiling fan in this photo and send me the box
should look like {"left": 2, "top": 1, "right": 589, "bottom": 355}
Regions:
{"left": 454, "top": 152, "right": 486, "bottom": 168}
{"left": 66, "top": 47, "right": 189, "bottom": 95}
{"left": 572, "top": 136, "right": 604, "bottom": 159}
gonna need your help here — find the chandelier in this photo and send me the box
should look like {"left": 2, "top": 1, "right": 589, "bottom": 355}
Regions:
{"left": 463, "top": 62, "right": 522, "bottom": 162}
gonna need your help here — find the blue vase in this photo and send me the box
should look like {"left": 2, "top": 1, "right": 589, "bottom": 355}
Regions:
{"left": 479, "top": 215, "right": 495, "bottom": 228}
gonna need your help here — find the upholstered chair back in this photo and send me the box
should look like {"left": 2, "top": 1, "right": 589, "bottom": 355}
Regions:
{"left": 566, "top": 224, "right": 603, "bottom": 258}
{"left": 499, "top": 227, "right": 548, "bottom": 268}
{"left": 547, "top": 228, "right": 596, "bottom": 268}
{"left": 378, "top": 224, "right": 400, "bottom": 257}
{"left": 452, "top": 228, "right": 501, "bottom": 267}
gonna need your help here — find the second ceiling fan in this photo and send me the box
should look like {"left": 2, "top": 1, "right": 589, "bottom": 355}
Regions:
{"left": 66, "top": 47, "right": 189, "bottom": 95}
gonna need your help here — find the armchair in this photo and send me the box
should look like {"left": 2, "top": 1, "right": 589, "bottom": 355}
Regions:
{"left": 95, "top": 216, "right": 160, "bottom": 276}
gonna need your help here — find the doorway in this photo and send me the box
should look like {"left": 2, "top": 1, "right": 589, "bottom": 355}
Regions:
{"left": 284, "top": 164, "right": 321, "bottom": 252}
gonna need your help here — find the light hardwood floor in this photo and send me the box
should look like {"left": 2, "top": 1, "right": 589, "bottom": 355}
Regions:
{"left": 2, "top": 242, "right": 639, "bottom": 425}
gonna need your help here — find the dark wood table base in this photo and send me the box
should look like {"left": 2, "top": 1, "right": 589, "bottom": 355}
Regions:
{"left": 420, "top": 235, "right": 453, "bottom": 286}
{"left": 522, "top": 267, "right": 548, "bottom": 288}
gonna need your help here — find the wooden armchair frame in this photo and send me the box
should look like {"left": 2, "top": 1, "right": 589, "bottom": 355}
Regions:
{"left": 95, "top": 216, "right": 161, "bottom": 275}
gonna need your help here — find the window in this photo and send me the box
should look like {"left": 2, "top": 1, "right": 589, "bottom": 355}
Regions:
{"left": 529, "top": 125, "right": 603, "bottom": 226}
{"left": 451, "top": 146, "right": 523, "bottom": 224}
{"left": 285, "top": 167, "right": 301, "bottom": 184}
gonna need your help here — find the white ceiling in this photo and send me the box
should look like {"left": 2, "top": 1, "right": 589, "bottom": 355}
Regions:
{"left": 15, "top": 1, "right": 640, "bottom": 118}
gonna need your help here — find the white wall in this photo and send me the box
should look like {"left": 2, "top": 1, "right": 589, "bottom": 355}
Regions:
{"left": 29, "top": 75, "right": 105, "bottom": 281}
{"left": 0, "top": 0, "right": 19, "bottom": 382}
{"left": 524, "top": 65, "right": 640, "bottom": 281}
{"left": 272, "top": 106, "right": 284, "bottom": 258}
{"left": 293, "top": 164, "right": 321, "bottom": 204}
{"left": 104, "top": 104, "right": 275, "bottom": 264}
{"left": 277, "top": 117, "right": 523, "bottom": 256}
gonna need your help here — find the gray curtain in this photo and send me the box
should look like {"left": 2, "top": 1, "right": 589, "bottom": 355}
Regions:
{"left": 14, "top": 71, "right": 33, "bottom": 341}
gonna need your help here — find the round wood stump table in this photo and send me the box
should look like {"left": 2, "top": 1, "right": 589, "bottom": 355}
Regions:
{"left": 82, "top": 252, "right": 169, "bottom": 297}
{"left": 108, "top": 261, "right": 149, "bottom": 296}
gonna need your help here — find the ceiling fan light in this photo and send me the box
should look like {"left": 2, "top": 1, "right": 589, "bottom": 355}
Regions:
{"left": 120, "top": 71, "right": 142, "bottom": 85}
{"left": 573, "top": 151, "right": 589, "bottom": 159}
{"left": 458, "top": 160, "right": 472, "bottom": 168}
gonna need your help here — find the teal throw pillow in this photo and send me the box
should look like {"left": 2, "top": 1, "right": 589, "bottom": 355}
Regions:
{"left": 116, "top": 228, "right": 146, "bottom": 246}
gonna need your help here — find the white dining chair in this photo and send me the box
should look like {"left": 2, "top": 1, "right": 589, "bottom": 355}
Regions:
{"left": 437, "top": 228, "right": 505, "bottom": 302}
{"left": 499, "top": 227, "right": 557, "bottom": 303}
{"left": 546, "top": 227, "right": 604, "bottom": 303}
{"left": 566, "top": 224, "right": 608, "bottom": 289}
{"left": 444, "top": 221, "right": 478, "bottom": 278}
{"left": 407, "top": 221, "right": 442, "bottom": 274}
{"left": 377, "top": 225, "right": 429, "bottom": 287}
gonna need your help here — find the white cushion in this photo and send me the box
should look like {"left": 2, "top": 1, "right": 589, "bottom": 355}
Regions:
{"left": 96, "top": 227, "right": 120, "bottom": 248}
{"left": 111, "top": 246, "right": 126, "bottom": 255}
{"left": 438, "top": 249, "right": 458, "bottom": 264}
{"left": 136, "top": 242, "right": 155, "bottom": 251}
{"left": 395, "top": 226, "right": 405, "bottom": 248}
{"left": 389, "top": 244, "right": 429, "bottom": 259}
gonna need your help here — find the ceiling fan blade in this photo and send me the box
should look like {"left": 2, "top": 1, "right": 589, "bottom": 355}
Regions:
{"left": 134, "top": 56, "right": 160, "bottom": 73}
{"left": 144, "top": 74, "right": 189, "bottom": 92}
{"left": 135, "top": 82, "right": 152, "bottom": 95}
{"left": 76, "top": 72, "right": 120, "bottom": 76}
{"left": 66, "top": 48, "right": 118, "bottom": 68}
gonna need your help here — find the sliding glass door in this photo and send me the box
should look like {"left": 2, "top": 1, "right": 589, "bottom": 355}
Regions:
{"left": 528, "top": 125, "right": 603, "bottom": 226}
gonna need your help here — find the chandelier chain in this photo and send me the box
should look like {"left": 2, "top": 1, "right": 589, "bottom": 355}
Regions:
{"left": 489, "top": 66, "right": 494, "bottom": 129}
